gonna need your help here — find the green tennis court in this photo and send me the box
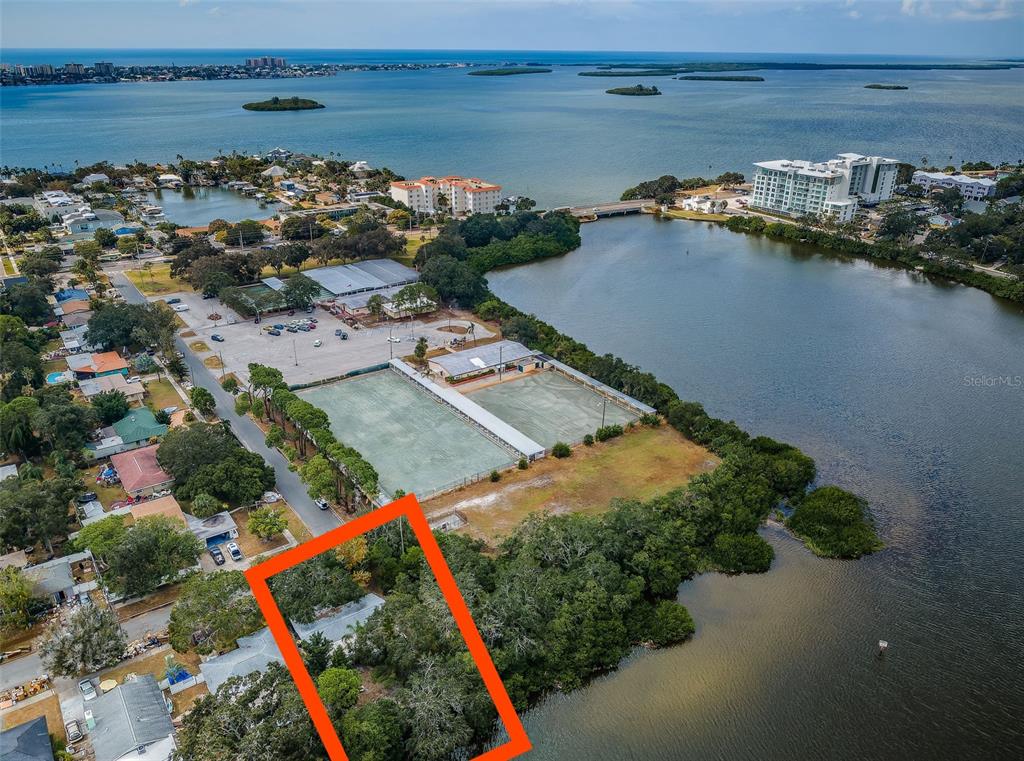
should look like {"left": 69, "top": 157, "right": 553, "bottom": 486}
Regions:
{"left": 465, "top": 370, "right": 638, "bottom": 448}
{"left": 299, "top": 371, "right": 514, "bottom": 498}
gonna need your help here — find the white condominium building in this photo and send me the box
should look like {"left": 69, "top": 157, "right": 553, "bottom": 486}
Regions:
{"left": 751, "top": 153, "right": 899, "bottom": 222}
{"left": 911, "top": 171, "right": 997, "bottom": 201}
{"left": 389, "top": 176, "right": 503, "bottom": 215}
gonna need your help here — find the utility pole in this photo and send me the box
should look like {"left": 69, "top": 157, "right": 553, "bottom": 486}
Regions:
{"left": 498, "top": 344, "right": 503, "bottom": 381}
{"left": 293, "top": 339, "right": 298, "bottom": 366}
{"left": 601, "top": 397, "right": 607, "bottom": 428}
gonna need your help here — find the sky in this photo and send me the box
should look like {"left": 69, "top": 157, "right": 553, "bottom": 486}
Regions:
{"left": 2, "top": 0, "right": 1022, "bottom": 58}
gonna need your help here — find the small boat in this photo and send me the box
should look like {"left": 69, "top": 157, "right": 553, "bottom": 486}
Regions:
{"left": 878, "top": 640, "right": 889, "bottom": 655}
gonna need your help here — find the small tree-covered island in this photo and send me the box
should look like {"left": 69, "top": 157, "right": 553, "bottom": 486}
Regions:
{"left": 864, "top": 83, "right": 909, "bottom": 90}
{"left": 467, "top": 67, "right": 553, "bottom": 76}
{"left": 242, "top": 96, "right": 325, "bottom": 111}
{"left": 606, "top": 84, "right": 661, "bottom": 96}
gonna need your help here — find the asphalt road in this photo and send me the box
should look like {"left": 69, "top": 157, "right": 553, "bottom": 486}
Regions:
{"left": 111, "top": 270, "right": 341, "bottom": 537}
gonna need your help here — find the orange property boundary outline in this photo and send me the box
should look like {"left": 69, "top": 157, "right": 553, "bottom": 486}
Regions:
{"left": 244, "top": 494, "right": 532, "bottom": 761}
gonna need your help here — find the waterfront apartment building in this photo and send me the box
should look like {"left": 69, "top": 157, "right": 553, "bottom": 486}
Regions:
{"left": 911, "top": 171, "right": 997, "bottom": 201}
{"left": 246, "top": 56, "right": 287, "bottom": 68}
{"left": 93, "top": 61, "right": 115, "bottom": 76}
{"left": 751, "top": 153, "right": 899, "bottom": 222}
{"left": 390, "top": 176, "right": 503, "bottom": 215}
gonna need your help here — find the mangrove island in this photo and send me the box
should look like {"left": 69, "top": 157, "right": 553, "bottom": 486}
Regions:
{"left": 468, "top": 67, "right": 552, "bottom": 76}
{"left": 677, "top": 75, "right": 765, "bottom": 81}
{"left": 865, "top": 83, "right": 909, "bottom": 90}
{"left": 242, "top": 96, "right": 325, "bottom": 111}
{"left": 607, "top": 84, "right": 661, "bottom": 96}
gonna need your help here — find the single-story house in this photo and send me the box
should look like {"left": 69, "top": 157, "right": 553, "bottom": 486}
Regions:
{"left": 0, "top": 548, "right": 29, "bottom": 570}
{"left": 290, "top": 593, "right": 385, "bottom": 646}
{"left": 157, "top": 173, "right": 183, "bottom": 189}
{"left": 185, "top": 511, "right": 238, "bottom": 548}
{"left": 260, "top": 165, "right": 288, "bottom": 179}
{"left": 0, "top": 716, "right": 55, "bottom": 761}
{"left": 382, "top": 293, "right": 437, "bottom": 320}
{"left": 428, "top": 340, "right": 540, "bottom": 382}
{"left": 67, "top": 351, "right": 129, "bottom": 379}
{"left": 60, "top": 324, "right": 99, "bottom": 353}
{"left": 55, "top": 287, "right": 89, "bottom": 302}
{"left": 21, "top": 555, "right": 90, "bottom": 606}
{"left": 54, "top": 299, "right": 91, "bottom": 317}
{"left": 79, "top": 374, "right": 145, "bottom": 403}
{"left": 199, "top": 627, "right": 284, "bottom": 694}
{"left": 112, "top": 408, "right": 167, "bottom": 446}
{"left": 130, "top": 495, "right": 186, "bottom": 526}
{"left": 0, "top": 463, "right": 18, "bottom": 482}
{"left": 82, "top": 173, "right": 110, "bottom": 186}
{"left": 88, "top": 676, "right": 176, "bottom": 761}
{"left": 928, "top": 214, "right": 961, "bottom": 229}
{"left": 60, "top": 311, "right": 93, "bottom": 329}
{"left": 109, "top": 444, "right": 174, "bottom": 497}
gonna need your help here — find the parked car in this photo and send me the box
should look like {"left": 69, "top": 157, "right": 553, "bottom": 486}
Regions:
{"left": 209, "top": 546, "right": 225, "bottom": 566}
{"left": 298, "top": 325, "right": 310, "bottom": 332}
{"left": 76, "top": 492, "right": 97, "bottom": 504}
{"left": 315, "top": 497, "right": 330, "bottom": 511}
{"left": 262, "top": 325, "right": 276, "bottom": 332}
{"left": 313, "top": 339, "right": 323, "bottom": 347}
{"left": 286, "top": 326, "right": 298, "bottom": 333}
{"left": 273, "top": 324, "right": 284, "bottom": 330}
{"left": 126, "top": 376, "right": 141, "bottom": 384}
{"left": 267, "top": 329, "right": 281, "bottom": 336}
{"left": 165, "top": 298, "right": 181, "bottom": 305}
{"left": 79, "top": 679, "right": 97, "bottom": 701}
{"left": 65, "top": 719, "right": 83, "bottom": 743}
{"left": 227, "top": 542, "right": 243, "bottom": 561}
{"left": 262, "top": 491, "right": 282, "bottom": 503}
{"left": 171, "top": 304, "right": 190, "bottom": 313}
{"left": 309, "top": 318, "right": 318, "bottom": 323}
{"left": 388, "top": 336, "right": 401, "bottom": 343}
{"left": 211, "top": 334, "right": 224, "bottom": 342}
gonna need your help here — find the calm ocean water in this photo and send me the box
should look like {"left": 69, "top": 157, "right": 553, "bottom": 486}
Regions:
{"left": 489, "top": 217, "right": 1024, "bottom": 760}
{"left": 2, "top": 49, "right": 1023, "bottom": 207}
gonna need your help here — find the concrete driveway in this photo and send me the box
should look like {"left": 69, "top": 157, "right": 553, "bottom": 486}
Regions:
{"left": 111, "top": 271, "right": 341, "bottom": 537}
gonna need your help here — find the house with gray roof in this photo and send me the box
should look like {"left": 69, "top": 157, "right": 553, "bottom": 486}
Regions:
{"left": 88, "top": 676, "right": 175, "bottom": 761}
{"left": 290, "top": 593, "right": 385, "bottom": 645}
{"left": 199, "top": 627, "right": 284, "bottom": 693}
{"left": 0, "top": 716, "right": 55, "bottom": 761}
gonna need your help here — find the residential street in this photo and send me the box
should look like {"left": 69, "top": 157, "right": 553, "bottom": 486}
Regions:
{"left": 110, "top": 270, "right": 342, "bottom": 537}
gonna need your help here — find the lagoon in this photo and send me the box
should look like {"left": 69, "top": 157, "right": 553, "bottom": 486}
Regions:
{"left": 144, "top": 186, "right": 274, "bottom": 227}
{"left": 488, "top": 216, "right": 1024, "bottom": 760}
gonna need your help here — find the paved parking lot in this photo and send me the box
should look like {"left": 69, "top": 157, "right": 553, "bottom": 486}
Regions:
{"left": 159, "top": 292, "right": 494, "bottom": 385}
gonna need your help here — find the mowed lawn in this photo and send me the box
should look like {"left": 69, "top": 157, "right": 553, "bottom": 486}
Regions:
{"left": 1, "top": 694, "right": 66, "bottom": 741}
{"left": 125, "top": 264, "right": 192, "bottom": 296}
{"left": 423, "top": 424, "right": 718, "bottom": 544}
{"left": 144, "top": 379, "right": 184, "bottom": 413}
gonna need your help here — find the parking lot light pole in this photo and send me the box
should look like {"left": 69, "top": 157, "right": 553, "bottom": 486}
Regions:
{"left": 601, "top": 397, "right": 607, "bottom": 428}
{"left": 293, "top": 339, "right": 298, "bottom": 366}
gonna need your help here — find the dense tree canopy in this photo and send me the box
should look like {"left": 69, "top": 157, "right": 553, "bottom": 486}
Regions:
{"left": 104, "top": 516, "right": 203, "bottom": 598}
{"left": 168, "top": 571, "right": 265, "bottom": 654}
{"left": 787, "top": 485, "right": 882, "bottom": 558}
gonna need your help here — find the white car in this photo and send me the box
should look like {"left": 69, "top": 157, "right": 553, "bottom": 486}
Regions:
{"left": 126, "top": 376, "right": 142, "bottom": 384}
{"left": 262, "top": 491, "right": 282, "bottom": 504}
{"left": 387, "top": 336, "right": 401, "bottom": 343}
{"left": 226, "top": 542, "right": 243, "bottom": 562}
{"left": 171, "top": 304, "right": 190, "bottom": 312}
{"left": 79, "top": 679, "right": 97, "bottom": 701}
{"left": 313, "top": 339, "right": 323, "bottom": 347}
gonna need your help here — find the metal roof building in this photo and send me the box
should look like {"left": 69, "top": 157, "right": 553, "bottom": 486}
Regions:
{"left": 303, "top": 258, "right": 418, "bottom": 297}
{"left": 427, "top": 340, "right": 538, "bottom": 380}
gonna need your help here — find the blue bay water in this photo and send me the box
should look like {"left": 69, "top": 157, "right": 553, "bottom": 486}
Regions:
{"left": 2, "top": 50, "right": 1023, "bottom": 208}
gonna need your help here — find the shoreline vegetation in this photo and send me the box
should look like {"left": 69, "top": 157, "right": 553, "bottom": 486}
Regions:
{"left": 865, "top": 83, "right": 909, "bottom": 90}
{"left": 676, "top": 75, "right": 765, "bottom": 81}
{"left": 241, "top": 96, "right": 325, "bottom": 111}
{"left": 606, "top": 84, "right": 661, "bottom": 96}
{"left": 578, "top": 61, "right": 1022, "bottom": 76}
{"left": 467, "top": 67, "right": 553, "bottom": 76}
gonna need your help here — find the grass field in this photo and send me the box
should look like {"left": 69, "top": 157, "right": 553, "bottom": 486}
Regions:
{"left": 144, "top": 378, "right": 183, "bottom": 413}
{"left": 662, "top": 209, "right": 731, "bottom": 222}
{"left": 125, "top": 264, "right": 192, "bottom": 295}
{"left": 423, "top": 424, "right": 717, "bottom": 543}
{"left": 0, "top": 694, "right": 65, "bottom": 740}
